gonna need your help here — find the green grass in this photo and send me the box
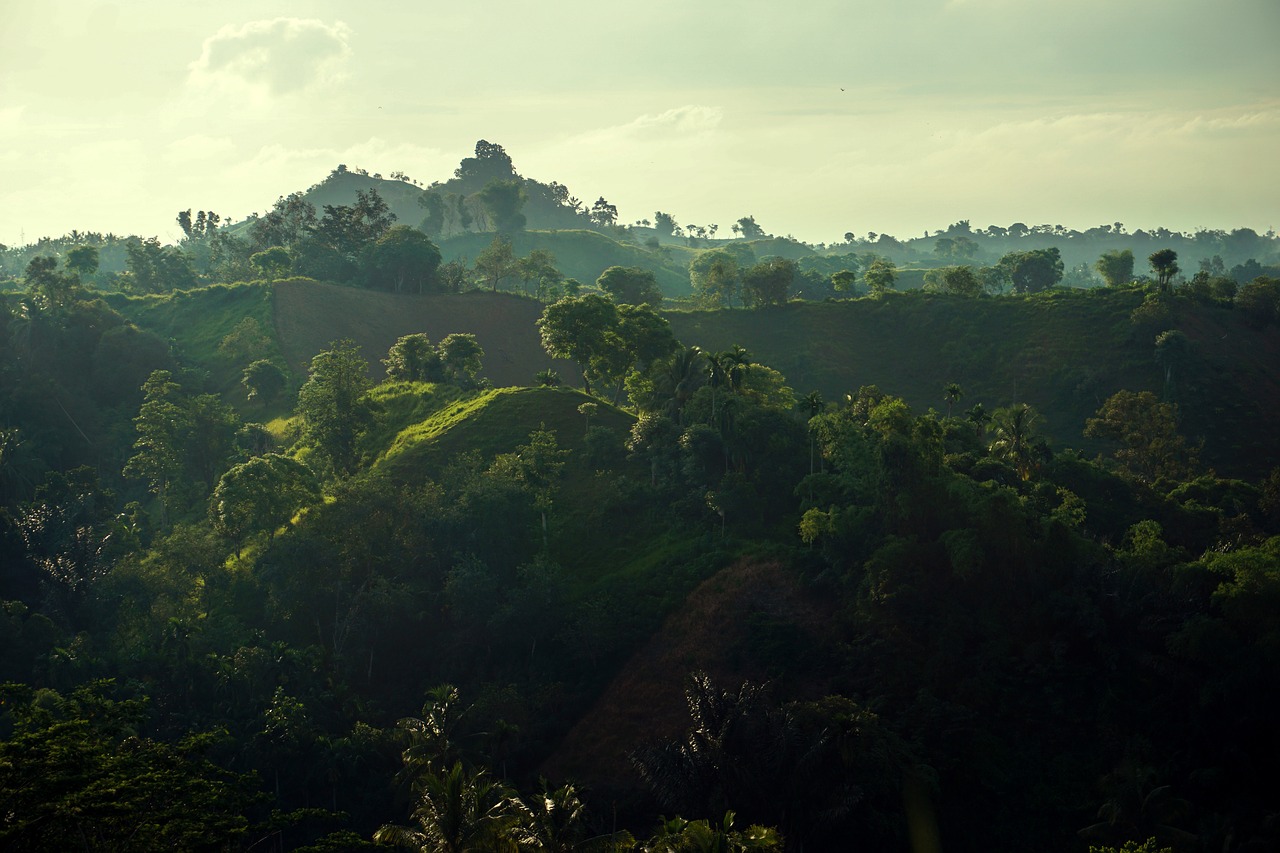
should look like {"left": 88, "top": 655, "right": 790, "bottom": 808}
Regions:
{"left": 105, "top": 282, "right": 274, "bottom": 364}
{"left": 376, "top": 385, "right": 634, "bottom": 478}
{"left": 103, "top": 282, "right": 281, "bottom": 397}
{"left": 362, "top": 380, "right": 467, "bottom": 459}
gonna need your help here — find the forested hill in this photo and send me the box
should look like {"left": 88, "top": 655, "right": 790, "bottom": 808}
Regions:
{"left": 4, "top": 139, "right": 1280, "bottom": 852}
{"left": 5, "top": 261, "right": 1280, "bottom": 850}
{"left": 112, "top": 279, "right": 1277, "bottom": 477}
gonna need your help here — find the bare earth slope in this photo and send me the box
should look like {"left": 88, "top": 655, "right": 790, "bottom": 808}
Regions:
{"left": 273, "top": 280, "right": 575, "bottom": 386}
{"left": 539, "top": 558, "right": 837, "bottom": 795}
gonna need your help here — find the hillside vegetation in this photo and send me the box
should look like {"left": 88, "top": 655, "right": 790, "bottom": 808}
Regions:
{"left": 113, "top": 279, "right": 1278, "bottom": 477}
{"left": 4, "top": 141, "right": 1280, "bottom": 852}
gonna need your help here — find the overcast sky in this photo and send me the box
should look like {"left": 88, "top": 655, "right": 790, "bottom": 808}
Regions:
{"left": 2, "top": 0, "right": 1277, "bottom": 246}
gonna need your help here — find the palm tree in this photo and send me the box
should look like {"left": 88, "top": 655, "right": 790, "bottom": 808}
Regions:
{"left": 396, "top": 684, "right": 466, "bottom": 790}
{"left": 657, "top": 347, "right": 707, "bottom": 426}
{"left": 720, "top": 345, "right": 751, "bottom": 394}
{"left": 989, "top": 403, "right": 1040, "bottom": 480}
{"left": 515, "top": 780, "right": 632, "bottom": 852}
{"left": 706, "top": 351, "right": 727, "bottom": 420}
{"left": 578, "top": 402, "right": 599, "bottom": 436}
{"left": 642, "top": 812, "right": 782, "bottom": 852}
{"left": 375, "top": 761, "right": 523, "bottom": 853}
{"left": 942, "top": 382, "right": 963, "bottom": 418}
{"left": 965, "top": 402, "right": 991, "bottom": 442}
{"left": 799, "top": 391, "right": 825, "bottom": 475}
{"left": 1148, "top": 249, "right": 1180, "bottom": 292}
{"left": 1078, "top": 762, "right": 1197, "bottom": 849}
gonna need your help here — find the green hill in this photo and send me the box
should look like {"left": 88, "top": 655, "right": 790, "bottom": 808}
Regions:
{"left": 297, "top": 170, "right": 428, "bottom": 227}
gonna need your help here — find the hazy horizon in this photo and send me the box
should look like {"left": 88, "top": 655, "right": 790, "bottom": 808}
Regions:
{"left": 2, "top": 1, "right": 1277, "bottom": 248}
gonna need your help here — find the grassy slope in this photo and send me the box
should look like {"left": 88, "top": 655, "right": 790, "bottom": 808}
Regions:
{"left": 103, "top": 282, "right": 280, "bottom": 398}
{"left": 438, "top": 230, "right": 694, "bottom": 297}
{"left": 371, "top": 384, "right": 713, "bottom": 591}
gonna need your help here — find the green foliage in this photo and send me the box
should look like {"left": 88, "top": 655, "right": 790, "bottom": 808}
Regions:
{"left": 297, "top": 339, "right": 374, "bottom": 476}
{"left": 633, "top": 674, "right": 900, "bottom": 850}
{"left": 690, "top": 250, "right": 742, "bottom": 308}
{"left": 863, "top": 258, "right": 897, "bottom": 295}
{"left": 1095, "top": 248, "right": 1135, "bottom": 287}
{"left": 0, "top": 681, "right": 262, "bottom": 850}
{"left": 209, "top": 453, "right": 320, "bottom": 555}
{"left": 516, "top": 248, "right": 562, "bottom": 299}
{"left": 538, "top": 294, "right": 619, "bottom": 394}
{"left": 105, "top": 281, "right": 279, "bottom": 393}
{"left": 10, "top": 189, "right": 1280, "bottom": 853}
{"left": 598, "top": 265, "right": 664, "bottom": 308}
{"left": 64, "top": 244, "right": 100, "bottom": 279}
{"left": 732, "top": 215, "right": 765, "bottom": 239}
{"left": 218, "top": 316, "right": 272, "bottom": 363}
{"left": 589, "top": 197, "right": 618, "bottom": 228}
{"left": 250, "top": 245, "right": 293, "bottom": 279}
{"left": 251, "top": 192, "right": 317, "bottom": 250}
{"left": 988, "top": 402, "right": 1046, "bottom": 480}
{"left": 476, "top": 177, "right": 528, "bottom": 232}
{"left": 1148, "top": 248, "right": 1180, "bottom": 291}
{"left": 123, "top": 370, "right": 190, "bottom": 524}
{"left": 312, "top": 188, "right": 396, "bottom": 260}
{"left": 830, "top": 268, "right": 859, "bottom": 294}
{"left": 475, "top": 234, "right": 518, "bottom": 292}
{"left": 1236, "top": 275, "right": 1280, "bottom": 327}
{"left": 242, "top": 358, "right": 288, "bottom": 405}
{"left": 360, "top": 225, "right": 442, "bottom": 293}
{"left": 23, "top": 255, "right": 80, "bottom": 311}
{"left": 923, "top": 265, "right": 984, "bottom": 297}
{"left": 121, "top": 236, "right": 198, "bottom": 294}
{"left": 998, "top": 247, "right": 1063, "bottom": 293}
{"left": 1084, "top": 390, "right": 1197, "bottom": 483}
{"left": 375, "top": 760, "right": 521, "bottom": 852}
{"left": 740, "top": 257, "right": 795, "bottom": 307}
{"left": 438, "top": 333, "right": 486, "bottom": 388}
{"left": 454, "top": 139, "right": 516, "bottom": 185}
{"left": 383, "top": 333, "right": 445, "bottom": 383}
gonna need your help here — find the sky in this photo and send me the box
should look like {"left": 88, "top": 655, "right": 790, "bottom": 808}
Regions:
{"left": 2, "top": 0, "right": 1278, "bottom": 247}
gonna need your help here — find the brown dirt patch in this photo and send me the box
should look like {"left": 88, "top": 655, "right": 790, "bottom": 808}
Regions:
{"left": 540, "top": 558, "right": 836, "bottom": 792}
{"left": 272, "top": 280, "right": 575, "bottom": 386}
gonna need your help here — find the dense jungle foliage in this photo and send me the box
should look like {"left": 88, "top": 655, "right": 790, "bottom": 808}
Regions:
{"left": 2, "top": 143, "right": 1279, "bottom": 852}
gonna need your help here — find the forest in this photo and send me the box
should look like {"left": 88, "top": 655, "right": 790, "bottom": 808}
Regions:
{"left": 2, "top": 141, "right": 1279, "bottom": 852}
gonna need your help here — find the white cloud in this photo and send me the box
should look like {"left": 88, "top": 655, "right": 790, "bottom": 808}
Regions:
{"left": 0, "top": 105, "right": 24, "bottom": 135}
{"left": 188, "top": 18, "right": 353, "bottom": 99}
{"left": 573, "top": 105, "right": 724, "bottom": 146}
{"left": 163, "top": 134, "right": 238, "bottom": 165}
{"left": 1174, "top": 107, "right": 1280, "bottom": 136}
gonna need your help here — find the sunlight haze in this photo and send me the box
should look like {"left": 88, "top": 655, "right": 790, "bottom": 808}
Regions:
{"left": 2, "top": 0, "right": 1277, "bottom": 245}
